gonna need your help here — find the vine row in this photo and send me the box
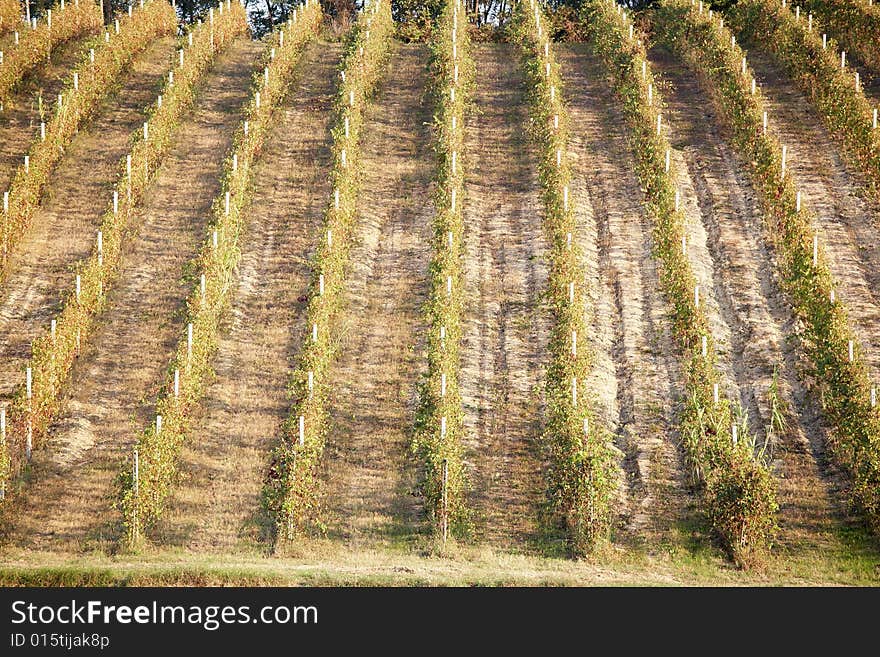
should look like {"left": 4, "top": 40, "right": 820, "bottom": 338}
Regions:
{"left": 0, "top": 1, "right": 246, "bottom": 504}
{"left": 262, "top": 0, "right": 395, "bottom": 544}
{"left": 411, "top": 0, "right": 471, "bottom": 544}
{"left": 511, "top": 0, "right": 619, "bottom": 555}
{"left": 0, "top": 0, "right": 102, "bottom": 108}
{"left": 727, "top": 0, "right": 880, "bottom": 199}
{"left": 0, "top": 0, "right": 177, "bottom": 283}
{"left": 581, "top": 0, "right": 778, "bottom": 567}
{"left": 119, "top": 0, "right": 320, "bottom": 546}
{"left": 653, "top": 0, "right": 880, "bottom": 535}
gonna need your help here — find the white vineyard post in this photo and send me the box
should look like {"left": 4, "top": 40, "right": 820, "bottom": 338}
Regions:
{"left": 25, "top": 366, "right": 32, "bottom": 461}
{"left": 713, "top": 383, "right": 719, "bottom": 404}
{"left": 441, "top": 458, "right": 449, "bottom": 545}
{"left": 813, "top": 233, "right": 818, "bottom": 266}
{"left": 187, "top": 322, "right": 193, "bottom": 364}
{"left": 701, "top": 335, "right": 708, "bottom": 358}
{"left": 174, "top": 369, "right": 180, "bottom": 397}
{"left": 132, "top": 448, "right": 139, "bottom": 540}
{"left": 298, "top": 415, "right": 305, "bottom": 445}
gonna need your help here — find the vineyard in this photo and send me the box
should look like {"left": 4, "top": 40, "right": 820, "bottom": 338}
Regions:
{"left": 0, "top": 0, "right": 879, "bottom": 585}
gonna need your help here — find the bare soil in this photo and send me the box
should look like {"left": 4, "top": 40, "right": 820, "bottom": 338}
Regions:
{"left": 0, "top": 36, "right": 176, "bottom": 401}
{"left": 459, "top": 44, "right": 549, "bottom": 551}
{"left": 0, "top": 37, "right": 262, "bottom": 554}
{"left": 0, "top": 37, "right": 92, "bottom": 191}
{"left": 651, "top": 46, "right": 849, "bottom": 551}
{"left": 748, "top": 49, "right": 880, "bottom": 384}
{"left": 322, "top": 43, "right": 434, "bottom": 549}
{"left": 558, "top": 45, "right": 690, "bottom": 547}
{"left": 154, "top": 41, "right": 342, "bottom": 552}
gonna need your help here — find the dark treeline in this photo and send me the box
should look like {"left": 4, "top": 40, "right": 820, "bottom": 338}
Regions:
{"left": 14, "top": 0, "right": 738, "bottom": 38}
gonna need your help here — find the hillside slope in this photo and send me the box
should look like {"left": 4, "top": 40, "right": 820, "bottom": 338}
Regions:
{"left": 459, "top": 43, "right": 548, "bottom": 550}
{"left": 156, "top": 41, "right": 342, "bottom": 552}
{"left": 0, "top": 38, "right": 262, "bottom": 554}
{"left": 322, "top": 42, "right": 434, "bottom": 548}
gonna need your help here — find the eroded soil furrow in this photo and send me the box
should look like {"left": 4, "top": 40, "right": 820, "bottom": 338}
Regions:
{"left": 748, "top": 49, "right": 880, "bottom": 384}
{"left": 0, "top": 37, "right": 92, "bottom": 191}
{"left": 460, "top": 44, "right": 548, "bottom": 550}
{"left": 0, "top": 36, "right": 176, "bottom": 401}
{"left": 559, "top": 45, "right": 687, "bottom": 544}
{"left": 1, "top": 38, "right": 261, "bottom": 553}
{"left": 322, "top": 44, "right": 433, "bottom": 548}
{"left": 652, "top": 46, "right": 845, "bottom": 549}
{"left": 155, "top": 42, "right": 341, "bottom": 552}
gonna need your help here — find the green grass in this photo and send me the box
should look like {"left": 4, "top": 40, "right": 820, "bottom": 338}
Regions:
{"left": 0, "top": 531, "right": 876, "bottom": 586}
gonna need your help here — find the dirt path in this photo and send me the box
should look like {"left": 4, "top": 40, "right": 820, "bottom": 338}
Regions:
{"left": 321, "top": 43, "right": 433, "bottom": 550}
{"left": 650, "top": 46, "right": 845, "bottom": 551}
{"left": 458, "top": 44, "right": 548, "bottom": 551}
{"left": 0, "top": 36, "right": 176, "bottom": 401}
{"left": 0, "top": 37, "right": 91, "bottom": 190}
{"left": 747, "top": 49, "right": 880, "bottom": 384}
{"left": 558, "top": 45, "right": 688, "bottom": 546}
{"left": 0, "top": 38, "right": 262, "bottom": 554}
{"left": 154, "top": 41, "right": 341, "bottom": 553}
